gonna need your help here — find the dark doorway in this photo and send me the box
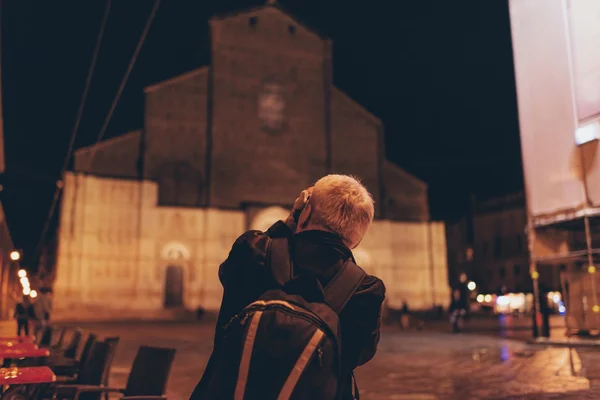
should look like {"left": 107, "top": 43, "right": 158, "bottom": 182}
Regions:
{"left": 164, "top": 265, "right": 184, "bottom": 308}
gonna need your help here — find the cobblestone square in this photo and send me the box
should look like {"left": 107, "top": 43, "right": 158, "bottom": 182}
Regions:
{"left": 5, "top": 320, "right": 600, "bottom": 399}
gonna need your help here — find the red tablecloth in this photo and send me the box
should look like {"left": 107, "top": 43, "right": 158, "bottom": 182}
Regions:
{"left": 0, "top": 366, "right": 56, "bottom": 385}
{"left": 0, "top": 348, "right": 49, "bottom": 359}
{"left": 0, "top": 336, "right": 35, "bottom": 343}
{"left": 0, "top": 342, "right": 38, "bottom": 350}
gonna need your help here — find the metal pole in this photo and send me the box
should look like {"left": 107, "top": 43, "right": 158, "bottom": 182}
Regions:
{"left": 583, "top": 215, "right": 598, "bottom": 309}
{"left": 427, "top": 222, "right": 436, "bottom": 308}
{"left": 527, "top": 219, "right": 540, "bottom": 338}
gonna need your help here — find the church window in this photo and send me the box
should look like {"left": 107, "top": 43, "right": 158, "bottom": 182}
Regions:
{"left": 288, "top": 25, "right": 296, "bottom": 34}
{"left": 249, "top": 16, "right": 258, "bottom": 28}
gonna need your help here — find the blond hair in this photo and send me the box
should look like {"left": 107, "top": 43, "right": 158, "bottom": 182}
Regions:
{"left": 310, "top": 174, "right": 375, "bottom": 247}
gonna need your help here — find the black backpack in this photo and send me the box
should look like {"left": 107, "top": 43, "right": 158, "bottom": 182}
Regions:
{"left": 204, "top": 237, "right": 366, "bottom": 400}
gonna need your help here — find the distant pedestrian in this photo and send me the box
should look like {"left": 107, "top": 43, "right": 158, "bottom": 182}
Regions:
{"left": 14, "top": 296, "right": 34, "bottom": 337}
{"left": 449, "top": 289, "right": 466, "bottom": 333}
{"left": 538, "top": 284, "right": 551, "bottom": 338}
{"left": 400, "top": 300, "right": 411, "bottom": 329}
{"left": 33, "top": 288, "right": 53, "bottom": 331}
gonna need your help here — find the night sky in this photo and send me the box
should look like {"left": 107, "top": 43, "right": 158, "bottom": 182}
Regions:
{"left": 0, "top": 0, "right": 523, "bottom": 266}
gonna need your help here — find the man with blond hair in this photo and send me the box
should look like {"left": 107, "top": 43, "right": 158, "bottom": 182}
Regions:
{"left": 191, "top": 175, "right": 386, "bottom": 400}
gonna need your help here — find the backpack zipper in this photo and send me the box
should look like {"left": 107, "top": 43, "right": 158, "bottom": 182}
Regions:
{"left": 317, "top": 346, "right": 324, "bottom": 367}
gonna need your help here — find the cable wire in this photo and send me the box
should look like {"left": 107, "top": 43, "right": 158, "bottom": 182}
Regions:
{"left": 85, "top": 0, "right": 161, "bottom": 173}
{"left": 33, "top": 0, "right": 113, "bottom": 262}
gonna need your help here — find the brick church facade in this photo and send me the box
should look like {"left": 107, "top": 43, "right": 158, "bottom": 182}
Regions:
{"left": 53, "top": 4, "right": 449, "bottom": 319}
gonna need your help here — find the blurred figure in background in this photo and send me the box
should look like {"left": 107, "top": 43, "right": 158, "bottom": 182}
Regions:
{"left": 449, "top": 289, "right": 467, "bottom": 333}
{"left": 14, "top": 296, "right": 34, "bottom": 336}
{"left": 33, "top": 288, "right": 53, "bottom": 332}
{"left": 400, "top": 300, "right": 411, "bottom": 330}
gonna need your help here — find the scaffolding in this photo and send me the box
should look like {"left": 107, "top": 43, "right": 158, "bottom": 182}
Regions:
{"left": 528, "top": 212, "right": 600, "bottom": 335}
{"left": 509, "top": 0, "right": 600, "bottom": 336}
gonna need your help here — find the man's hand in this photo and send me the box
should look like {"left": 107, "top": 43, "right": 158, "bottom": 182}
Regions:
{"left": 285, "top": 187, "right": 313, "bottom": 226}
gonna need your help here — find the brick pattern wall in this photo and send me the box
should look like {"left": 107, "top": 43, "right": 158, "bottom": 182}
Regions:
{"left": 143, "top": 69, "right": 209, "bottom": 207}
{"left": 383, "top": 161, "right": 430, "bottom": 222}
{"left": 331, "top": 88, "right": 382, "bottom": 217}
{"left": 208, "top": 8, "right": 328, "bottom": 208}
{"left": 74, "top": 131, "right": 142, "bottom": 179}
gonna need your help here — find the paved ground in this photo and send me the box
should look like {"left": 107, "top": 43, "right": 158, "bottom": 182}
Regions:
{"left": 4, "top": 317, "right": 600, "bottom": 399}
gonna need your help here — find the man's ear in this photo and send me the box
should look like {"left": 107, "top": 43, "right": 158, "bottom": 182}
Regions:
{"left": 298, "top": 203, "right": 312, "bottom": 230}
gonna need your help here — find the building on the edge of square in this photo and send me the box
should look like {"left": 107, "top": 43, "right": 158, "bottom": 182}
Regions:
{"left": 447, "top": 192, "right": 565, "bottom": 313}
{"left": 51, "top": 2, "right": 451, "bottom": 320}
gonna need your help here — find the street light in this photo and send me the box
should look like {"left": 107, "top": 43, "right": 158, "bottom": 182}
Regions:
{"left": 23, "top": 287, "right": 30, "bottom": 296}
{"left": 467, "top": 281, "right": 477, "bottom": 291}
{"left": 29, "top": 290, "right": 37, "bottom": 299}
{"left": 10, "top": 251, "right": 20, "bottom": 261}
{"left": 17, "top": 269, "right": 26, "bottom": 278}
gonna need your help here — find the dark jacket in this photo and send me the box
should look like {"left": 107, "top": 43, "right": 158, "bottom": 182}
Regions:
{"left": 14, "top": 302, "right": 33, "bottom": 321}
{"left": 191, "top": 219, "right": 386, "bottom": 399}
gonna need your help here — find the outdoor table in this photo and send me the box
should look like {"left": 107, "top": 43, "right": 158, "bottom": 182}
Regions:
{"left": 0, "top": 336, "right": 35, "bottom": 343}
{"left": 0, "top": 366, "right": 56, "bottom": 398}
{"left": 0, "top": 342, "right": 38, "bottom": 350}
{"left": 0, "top": 366, "right": 56, "bottom": 385}
{"left": 0, "top": 348, "right": 50, "bottom": 368}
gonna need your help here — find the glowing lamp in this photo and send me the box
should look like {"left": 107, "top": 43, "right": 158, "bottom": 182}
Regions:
{"left": 496, "top": 296, "right": 510, "bottom": 306}
{"left": 29, "top": 290, "right": 37, "bottom": 299}
{"left": 552, "top": 294, "right": 560, "bottom": 304}
{"left": 467, "top": 281, "right": 476, "bottom": 291}
{"left": 531, "top": 271, "right": 539, "bottom": 280}
{"left": 484, "top": 294, "right": 492, "bottom": 303}
{"left": 10, "top": 251, "right": 20, "bottom": 261}
{"left": 476, "top": 294, "right": 484, "bottom": 303}
{"left": 17, "top": 269, "right": 26, "bottom": 278}
{"left": 23, "top": 288, "right": 30, "bottom": 296}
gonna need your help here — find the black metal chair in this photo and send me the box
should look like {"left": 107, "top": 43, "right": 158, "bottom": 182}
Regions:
{"left": 50, "top": 327, "right": 67, "bottom": 351}
{"left": 49, "top": 333, "right": 97, "bottom": 377}
{"left": 52, "top": 346, "right": 176, "bottom": 400}
{"left": 101, "top": 337, "right": 120, "bottom": 400}
{"left": 51, "top": 338, "right": 120, "bottom": 400}
{"left": 61, "top": 328, "right": 83, "bottom": 359}
{"left": 35, "top": 325, "right": 53, "bottom": 347}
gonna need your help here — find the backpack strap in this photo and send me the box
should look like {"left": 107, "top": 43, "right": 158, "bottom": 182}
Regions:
{"left": 267, "top": 237, "right": 293, "bottom": 286}
{"left": 323, "top": 260, "right": 366, "bottom": 314}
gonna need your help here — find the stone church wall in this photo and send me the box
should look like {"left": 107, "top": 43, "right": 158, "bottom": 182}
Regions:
{"left": 53, "top": 172, "right": 245, "bottom": 320}
{"left": 356, "top": 220, "right": 450, "bottom": 311}
{"left": 209, "top": 8, "right": 329, "bottom": 209}
{"left": 54, "top": 173, "right": 449, "bottom": 320}
{"left": 331, "top": 88, "right": 382, "bottom": 218}
{"left": 383, "top": 161, "right": 430, "bottom": 222}
{"left": 143, "top": 68, "right": 210, "bottom": 207}
{"left": 73, "top": 131, "right": 142, "bottom": 179}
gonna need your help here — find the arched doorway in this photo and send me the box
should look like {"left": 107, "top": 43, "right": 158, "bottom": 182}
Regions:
{"left": 164, "top": 265, "right": 184, "bottom": 308}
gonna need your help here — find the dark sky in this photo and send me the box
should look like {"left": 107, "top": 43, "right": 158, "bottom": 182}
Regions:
{"left": 0, "top": 0, "right": 523, "bottom": 265}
